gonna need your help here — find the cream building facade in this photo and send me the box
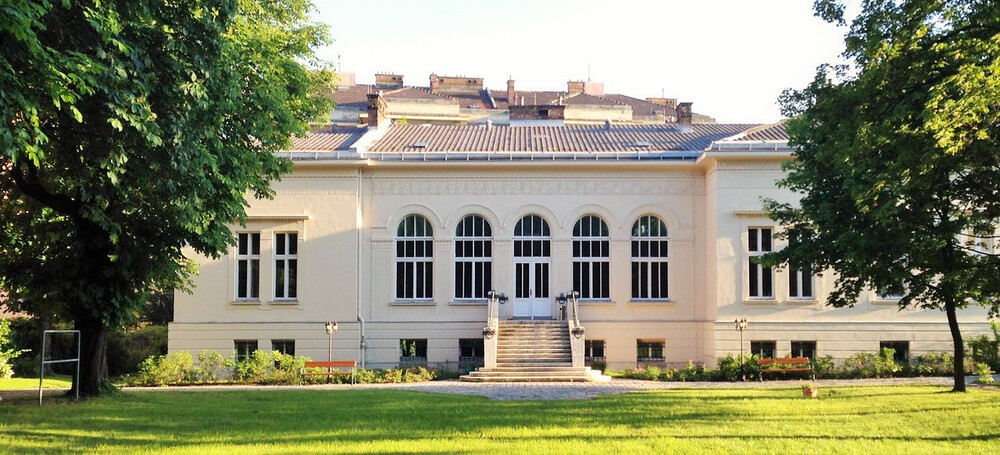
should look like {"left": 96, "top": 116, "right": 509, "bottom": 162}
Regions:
{"left": 169, "top": 109, "right": 992, "bottom": 370}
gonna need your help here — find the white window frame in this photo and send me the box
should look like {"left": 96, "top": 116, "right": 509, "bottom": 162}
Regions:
{"left": 573, "top": 215, "right": 611, "bottom": 300}
{"left": 273, "top": 232, "right": 297, "bottom": 300}
{"left": 631, "top": 215, "right": 669, "bottom": 300}
{"left": 236, "top": 232, "right": 260, "bottom": 301}
{"left": 788, "top": 264, "right": 814, "bottom": 299}
{"left": 747, "top": 227, "right": 774, "bottom": 299}
{"left": 454, "top": 215, "right": 492, "bottom": 300}
{"left": 396, "top": 215, "right": 434, "bottom": 301}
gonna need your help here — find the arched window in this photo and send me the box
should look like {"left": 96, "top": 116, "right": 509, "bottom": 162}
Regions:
{"left": 513, "top": 215, "right": 551, "bottom": 304}
{"left": 573, "top": 215, "right": 610, "bottom": 299}
{"left": 396, "top": 215, "right": 433, "bottom": 300}
{"left": 631, "top": 215, "right": 669, "bottom": 299}
{"left": 455, "top": 215, "right": 492, "bottom": 299}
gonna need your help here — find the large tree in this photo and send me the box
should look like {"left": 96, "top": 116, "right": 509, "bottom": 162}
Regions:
{"left": 0, "top": 0, "right": 333, "bottom": 395}
{"left": 766, "top": 0, "right": 1000, "bottom": 392}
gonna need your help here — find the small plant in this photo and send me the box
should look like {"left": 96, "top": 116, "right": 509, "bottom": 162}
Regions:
{"left": 0, "top": 319, "right": 29, "bottom": 380}
{"left": 802, "top": 383, "right": 818, "bottom": 398}
{"left": 975, "top": 362, "right": 995, "bottom": 384}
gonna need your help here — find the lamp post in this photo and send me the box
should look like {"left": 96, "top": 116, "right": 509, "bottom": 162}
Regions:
{"left": 324, "top": 321, "right": 338, "bottom": 362}
{"left": 556, "top": 293, "right": 567, "bottom": 320}
{"left": 735, "top": 318, "right": 748, "bottom": 381}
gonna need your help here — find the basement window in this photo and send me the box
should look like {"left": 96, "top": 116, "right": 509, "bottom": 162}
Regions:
{"left": 400, "top": 339, "right": 428, "bottom": 362}
{"left": 637, "top": 340, "right": 665, "bottom": 362}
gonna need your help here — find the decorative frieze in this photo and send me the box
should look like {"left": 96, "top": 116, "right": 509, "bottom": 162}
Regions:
{"left": 370, "top": 179, "right": 692, "bottom": 196}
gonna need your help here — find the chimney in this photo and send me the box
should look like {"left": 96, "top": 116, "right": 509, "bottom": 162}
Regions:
{"left": 604, "top": 119, "right": 612, "bottom": 131}
{"left": 429, "top": 73, "right": 440, "bottom": 94}
{"left": 567, "top": 81, "right": 585, "bottom": 96}
{"left": 507, "top": 79, "right": 515, "bottom": 105}
{"left": 367, "top": 91, "right": 387, "bottom": 128}
{"left": 677, "top": 102, "right": 693, "bottom": 133}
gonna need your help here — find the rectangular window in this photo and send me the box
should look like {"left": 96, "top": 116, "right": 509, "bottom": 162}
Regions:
{"left": 396, "top": 238, "right": 434, "bottom": 300}
{"left": 236, "top": 233, "right": 260, "bottom": 300}
{"left": 454, "top": 241, "right": 492, "bottom": 300}
{"left": 750, "top": 340, "right": 776, "bottom": 359}
{"left": 789, "top": 265, "right": 814, "bottom": 299}
{"left": 748, "top": 228, "right": 773, "bottom": 298}
{"left": 234, "top": 340, "right": 258, "bottom": 362}
{"left": 879, "top": 341, "right": 909, "bottom": 363}
{"left": 790, "top": 341, "right": 816, "bottom": 360}
{"left": 459, "top": 338, "right": 484, "bottom": 363}
{"left": 271, "top": 340, "right": 295, "bottom": 356}
{"left": 877, "top": 284, "right": 906, "bottom": 300}
{"left": 585, "top": 340, "right": 606, "bottom": 361}
{"left": 400, "top": 339, "right": 428, "bottom": 361}
{"left": 274, "top": 233, "right": 298, "bottom": 300}
{"left": 637, "top": 339, "right": 665, "bottom": 362}
{"left": 573, "top": 240, "right": 610, "bottom": 300}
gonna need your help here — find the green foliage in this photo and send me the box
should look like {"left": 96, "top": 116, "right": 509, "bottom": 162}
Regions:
{"left": 106, "top": 325, "right": 167, "bottom": 376}
{"left": 0, "top": 0, "right": 334, "bottom": 394}
{"left": 135, "top": 352, "right": 195, "bottom": 386}
{"left": 192, "top": 350, "right": 232, "bottom": 383}
{"left": 766, "top": 0, "right": 1000, "bottom": 392}
{"left": 975, "top": 363, "right": 995, "bottom": 384}
{"left": 842, "top": 348, "right": 901, "bottom": 379}
{"left": 0, "top": 319, "right": 29, "bottom": 380}
{"left": 811, "top": 355, "right": 836, "bottom": 378}
{"left": 716, "top": 354, "right": 762, "bottom": 381}
{"left": 967, "top": 321, "right": 1000, "bottom": 371}
{"left": 908, "top": 352, "right": 958, "bottom": 377}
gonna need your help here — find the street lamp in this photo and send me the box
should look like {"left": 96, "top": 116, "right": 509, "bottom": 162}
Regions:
{"left": 735, "top": 318, "right": 748, "bottom": 381}
{"left": 325, "top": 321, "right": 339, "bottom": 363}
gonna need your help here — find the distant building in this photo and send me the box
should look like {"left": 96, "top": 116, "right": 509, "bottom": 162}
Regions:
{"left": 328, "top": 72, "right": 715, "bottom": 127}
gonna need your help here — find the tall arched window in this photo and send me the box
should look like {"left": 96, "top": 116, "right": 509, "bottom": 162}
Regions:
{"left": 396, "top": 215, "right": 433, "bottom": 300}
{"left": 573, "top": 215, "right": 610, "bottom": 299}
{"left": 631, "top": 215, "right": 669, "bottom": 299}
{"left": 455, "top": 215, "right": 492, "bottom": 299}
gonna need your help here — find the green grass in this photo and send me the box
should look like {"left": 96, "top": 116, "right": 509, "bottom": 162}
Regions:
{"left": 1, "top": 386, "right": 998, "bottom": 454}
{"left": 0, "top": 375, "right": 73, "bottom": 391}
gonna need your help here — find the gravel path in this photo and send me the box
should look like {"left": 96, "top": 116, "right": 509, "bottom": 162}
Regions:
{"left": 5, "top": 376, "right": 993, "bottom": 402}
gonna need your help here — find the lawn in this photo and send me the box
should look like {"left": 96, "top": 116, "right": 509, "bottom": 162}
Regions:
{"left": 1, "top": 386, "right": 998, "bottom": 454}
{"left": 0, "top": 375, "right": 73, "bottom": 391}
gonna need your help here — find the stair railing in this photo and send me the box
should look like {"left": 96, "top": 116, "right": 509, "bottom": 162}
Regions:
{"left": 483, "top": 290, "right": 507, "bottom": 369}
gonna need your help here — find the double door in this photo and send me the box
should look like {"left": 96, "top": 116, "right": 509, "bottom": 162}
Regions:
{"left": 512, "top": 259, "right": 551, "bottom": 319}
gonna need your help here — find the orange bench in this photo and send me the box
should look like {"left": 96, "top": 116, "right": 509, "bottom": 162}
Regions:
{"left": 757, "top": 357, "right": 813, "bottom": 379}
{"left": 301, "top": 360, "right": 356, "bottom": 384}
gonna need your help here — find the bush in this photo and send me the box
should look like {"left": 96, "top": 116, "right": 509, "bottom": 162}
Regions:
{"left": 716, "top": 354, "right": 760, "bottom": 381}
{"left": 811, "top": 355, "right": 836, "bottom": 379}
{"left": 107, "top": 325, "right": 167, "bottom": 376}
{"left": 233, "top": 351, "right": 307, "bottom": 385}
{"left": 842, "top": 348, "right": 900, "bottom": 378}
{"left": 134, "top": 351, "right": 195, "bottom": 386}
{"left": 967, "top": 321, "right": 1000, "bottom": 372}
{"left": 0, "top": 319, "right": 29, "bottom": 380}
{"left": 193, "top": 350, "right": 232, "bottom": 382}
{"left": 908, "top": 352, "right": 955, "bottom": 377}
{"left": 975, "top": 363, "right": 995, "bottom": 384}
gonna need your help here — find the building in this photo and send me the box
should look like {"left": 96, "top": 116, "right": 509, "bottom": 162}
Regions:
{"left": 328, "top": 72, "right": 715, "bottom": 127}
{"left": 168, "top": 93, "right": 992, "bottom": 373}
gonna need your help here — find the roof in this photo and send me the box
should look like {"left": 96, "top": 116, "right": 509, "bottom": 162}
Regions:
{"left": 602, "top": 94, "right": 677, "bottom": 117}
{"left": 288, "top": 127, "right": 367, "bottom": 151}
{"left": 730, "top": 121, "right": 790, "bottom": 141}
{"left": 364, "top": 123, "right": 759, "bottom": 153}
{"left": 560, "top": 93, "right": 625, "bottom": 107}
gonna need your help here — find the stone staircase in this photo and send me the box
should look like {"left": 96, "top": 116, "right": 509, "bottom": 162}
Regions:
{"left": 460, "top": 320, "right": 611, "bottom": 382}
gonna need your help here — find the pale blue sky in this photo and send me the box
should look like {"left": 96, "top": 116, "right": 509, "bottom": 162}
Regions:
{"left": 312, "top": 0, "right": 852, "bottom": 123}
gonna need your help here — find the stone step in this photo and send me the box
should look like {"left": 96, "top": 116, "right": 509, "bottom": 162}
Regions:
{"left": 495, "top": 361, "right": 574, "bottom": 367}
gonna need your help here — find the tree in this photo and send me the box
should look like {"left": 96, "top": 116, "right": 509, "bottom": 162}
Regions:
{"left": 0, "top": 0, "right": 334, "bottom": 395}
{"left": 766, "top": 0, "right": 1000, "bottom": 392}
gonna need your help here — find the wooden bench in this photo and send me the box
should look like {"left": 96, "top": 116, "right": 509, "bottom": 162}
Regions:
{"left": 301, "top": 360, "right": 356, "bottom": 384}
{"left": 757, "top": 357, "right": 813, "bottom": 379}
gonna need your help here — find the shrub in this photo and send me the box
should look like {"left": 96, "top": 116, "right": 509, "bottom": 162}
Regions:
{"left": 134, "top": 351, "right": 195, "bottom": 386}
{"left": 193, "top": 350, "right": 232, "bottom": 382}
{"left": 0, "top": 319, "right": 29, "bottom": 380}
{"left": 909, "top": 352, "right": 954, "bottom": 377}
{"left": 107, "top": 325, "right": 167, "bottom": 376}
{"left": 811, "top": 355, "right": 836, "bottom": 379}
{"left": 843, "top": 348, "right": 900, "bottom": 378}
{"left": 975, "top": 363, "right": 995, "bottom": 384}
{"left": 967, "top": 321, "right": 1000, "bottom": 372}
{"left": 716, "top": 354, "right": 759, "bottom": 381}
{"left": 233, "top": 350, "right": 307, "bottom": 385}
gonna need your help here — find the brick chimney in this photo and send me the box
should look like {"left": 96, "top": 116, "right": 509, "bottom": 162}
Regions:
{"left": 367, "top": 91, "right": 387, "bottom": 128}
{"left": 429, "top": 73, "right": 440, "bottom": 94}
{"left": 677, "top": 102, "right": 693, "bottom": 133}
{"left": 507, "top": 79, "right": 515, "bottom": 106}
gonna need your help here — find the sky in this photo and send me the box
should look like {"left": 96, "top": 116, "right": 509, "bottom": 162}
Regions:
{"left": 311, "top": 0, "right": 853, "bottom": 124}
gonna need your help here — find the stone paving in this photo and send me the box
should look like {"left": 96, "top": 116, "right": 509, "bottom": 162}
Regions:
{"left": 6, "top": 376, "right": 992, "bottom": 402}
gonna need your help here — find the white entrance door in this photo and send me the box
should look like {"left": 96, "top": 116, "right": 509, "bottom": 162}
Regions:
{"left": 513, "top": 259, "right": 551, "bottom": 319}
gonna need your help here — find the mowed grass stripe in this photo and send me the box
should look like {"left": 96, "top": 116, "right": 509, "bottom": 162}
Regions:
{"left": 1, "top": 386, "right": 998, "bottom": 454}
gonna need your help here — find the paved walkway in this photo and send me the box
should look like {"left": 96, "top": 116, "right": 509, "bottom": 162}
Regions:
{"left": 6, "top": 376, "right": 993, "bottom": 402}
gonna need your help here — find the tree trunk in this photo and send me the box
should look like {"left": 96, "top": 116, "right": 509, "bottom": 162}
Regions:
{"left": 70, "top": 314, "right": 109, "bottom": 397}
{"left": 945, "top": 298, "right": 966, "bottom": 392}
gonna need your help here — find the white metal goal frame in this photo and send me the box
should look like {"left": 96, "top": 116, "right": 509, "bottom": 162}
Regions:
{"left": 38, "top": 330, "right": 80, "bottom": 405}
